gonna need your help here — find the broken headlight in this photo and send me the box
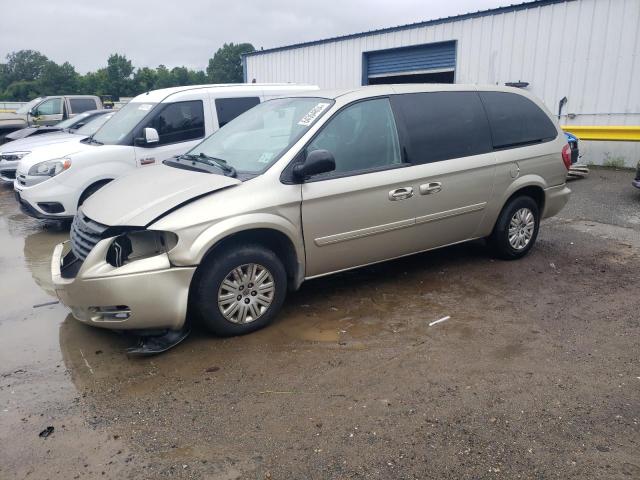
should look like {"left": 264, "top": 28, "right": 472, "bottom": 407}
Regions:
{"left": 106, "top": 230, "right": 178, "bottom": 268}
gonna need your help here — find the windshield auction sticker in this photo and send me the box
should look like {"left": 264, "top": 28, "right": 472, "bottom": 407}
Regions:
{"left": 138, "top": 104, "right": 153, "bottom": 111}
{"left": 298, "top": 103, "right": 331, "bottom": 126}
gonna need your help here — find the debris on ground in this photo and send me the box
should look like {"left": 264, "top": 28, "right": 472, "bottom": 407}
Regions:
{"left": 32, "top": 300, "right": 59, "bottom": 309}
{"left": 39, "top": 426, "right": 54, "bottom": 438}
{"left": 429, "top": 316, "right": 451, "bottom": 327}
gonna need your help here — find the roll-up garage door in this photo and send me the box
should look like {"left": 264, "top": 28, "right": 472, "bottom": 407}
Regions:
{"left": 364, "top": 41, "right": 456, "bottom": 85}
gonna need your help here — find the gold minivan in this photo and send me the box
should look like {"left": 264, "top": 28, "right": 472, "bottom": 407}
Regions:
{"left": 52, "top": 84, "right": 571, "bottom": 350}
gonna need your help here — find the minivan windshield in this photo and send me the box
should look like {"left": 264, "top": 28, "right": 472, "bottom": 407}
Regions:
{"left": 187, "top": 97, "right": 333, "bottom": 173}
{"left": 91, "top": 102, "right": 156, "bottom": 145}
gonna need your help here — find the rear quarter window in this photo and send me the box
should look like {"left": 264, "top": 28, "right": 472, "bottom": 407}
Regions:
{"left": 479, "top": 91, "right": 558, "bottom": 149}
{"left": 391, "top": 91, "right": 493, "bottom": 164}
{"left": 215, "top": 97, "right": 261, "bottom": 127}
{"left": 69, "top": 98, "right": 98, "bottom": 114}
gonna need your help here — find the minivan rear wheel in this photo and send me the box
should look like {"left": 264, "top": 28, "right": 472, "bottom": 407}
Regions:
{"left": 488, "top": 196, "right": 540, "bottom": 260}
{"left": 192, "top": 245, "right": 287, "bottom": 336}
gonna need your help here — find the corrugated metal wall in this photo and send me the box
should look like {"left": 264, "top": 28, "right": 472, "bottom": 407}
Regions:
{"left": 246, "top": 0, "right": 640, "bottom": 166}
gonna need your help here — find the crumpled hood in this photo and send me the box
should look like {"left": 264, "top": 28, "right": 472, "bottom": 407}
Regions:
{"left": 2, "top": 132, "right": 84, "bottom": 155}
{"left": 16, "top": 138, "right": 93, "bottom": 172}
{"left": 81, "top": 163, "right": 241, "bottom": 227}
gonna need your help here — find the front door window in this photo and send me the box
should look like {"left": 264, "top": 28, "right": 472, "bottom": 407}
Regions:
{"left": 306, "top": 98, "right": 402, "bottom": 177}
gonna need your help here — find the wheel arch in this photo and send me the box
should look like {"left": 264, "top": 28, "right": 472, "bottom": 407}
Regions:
{"left": 78, "top": 178, "right": 113, "bottom": 206}
{"left": 183, "top": 215, "right": 305, "bottom": 293}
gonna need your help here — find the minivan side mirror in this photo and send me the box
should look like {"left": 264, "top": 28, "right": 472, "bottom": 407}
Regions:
{"left": 135, "top": 127, "right": 159, "bottom": 146}
{"left": 292, "top": 149, "right": 336, "bottom": 181}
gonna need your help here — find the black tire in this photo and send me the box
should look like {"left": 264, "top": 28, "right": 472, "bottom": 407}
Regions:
{"left": 78, "top": 180, "right": 111, "bottom": 207}
{"left": 192, "top": 244, "right": 287, "bottom": 336}
{"left": 487, "top": 196, "right": 540, "bottom": 260}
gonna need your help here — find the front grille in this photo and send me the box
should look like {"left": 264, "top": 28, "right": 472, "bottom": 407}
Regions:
{"left": 70, "top": 210, "right": 108, "bottom": 261}
{"left": 0, "top": 169, "right": 16, "bottom": 180}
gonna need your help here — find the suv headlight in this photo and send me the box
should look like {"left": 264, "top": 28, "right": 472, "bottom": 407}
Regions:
{"left": 1, "top": 151, "right": 30, "bottom": 162}
{"left": 106, "top": 230, "right": 178, "bottom": 268}
{"left": 28, "top": 158, "right": 72, "bottom": 177}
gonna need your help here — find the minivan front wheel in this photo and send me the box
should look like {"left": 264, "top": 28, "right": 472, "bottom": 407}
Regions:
{"left": 192, "top": 245, "right": 287, "bottom": 336}
{"left": 488, "top": 196, "right": 540, "bottom": 260}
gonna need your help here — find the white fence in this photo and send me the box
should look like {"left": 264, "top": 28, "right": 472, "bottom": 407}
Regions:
{"left": 0, "top": 101, "right": 27, "bottom": 112}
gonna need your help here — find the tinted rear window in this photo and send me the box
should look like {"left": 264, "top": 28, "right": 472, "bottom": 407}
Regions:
{"left": 69, "top": 98, "right": 97, "bottom": 113}
{"left": 215, "top": 97, "right": 260, "bottom": 127}
{"left": 479, "top": 91, "right": 558, "bottom": 149}
{"left": 392, "top": 91, "right": 493, "bottom": 164}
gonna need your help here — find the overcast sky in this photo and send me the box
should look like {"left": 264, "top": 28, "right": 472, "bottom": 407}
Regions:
{"left": 2, "top": 0, "right": 511, "bottom": 73}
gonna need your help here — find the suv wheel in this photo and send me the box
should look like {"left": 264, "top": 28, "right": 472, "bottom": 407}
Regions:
{"left": 192, "top": 245, "right": 287, "bottom": 336}
{"left": 488, "top": 196, "right": 540, "bottom": 260}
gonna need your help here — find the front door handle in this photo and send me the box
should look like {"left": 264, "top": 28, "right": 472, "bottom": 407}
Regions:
{"left": 419, "top": 182, "right": 442, "bottom": 195}
{"left": 388, "top": 187, "right": 414, "bottom": 201}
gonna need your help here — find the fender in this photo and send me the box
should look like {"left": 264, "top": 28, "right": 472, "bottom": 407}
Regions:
{"left": 170, "top": 212, "right": 306, "bottom": 285}
{"left": 476, "top": 174, "right": 548, "bottom": 237}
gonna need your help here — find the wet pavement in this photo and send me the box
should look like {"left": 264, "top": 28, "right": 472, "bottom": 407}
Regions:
{"left": 1, "top": 168, "right": 639, "bottom": 479}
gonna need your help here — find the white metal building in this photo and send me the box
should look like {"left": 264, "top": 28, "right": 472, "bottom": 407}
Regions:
{"left": 245, "top": 0, "right": 640, "bottom": 166}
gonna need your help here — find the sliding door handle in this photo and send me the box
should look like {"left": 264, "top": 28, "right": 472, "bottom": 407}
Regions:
{"left": 388, "top": 187, "right": 414, "bottom": 201}
{"left": 419, "top": 182, "right": 442, "bottom": 195}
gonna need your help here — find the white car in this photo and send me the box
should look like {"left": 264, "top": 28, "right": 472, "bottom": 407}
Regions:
{"left": 0, "top": 112, "right": 114, "bottom": 184}
{"left": 14, "top": 84, "right": 317, "bottom": 220}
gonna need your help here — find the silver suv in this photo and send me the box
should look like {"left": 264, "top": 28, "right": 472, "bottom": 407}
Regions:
{"left": 52, "top": 85, "right": 571, "bottom": 338}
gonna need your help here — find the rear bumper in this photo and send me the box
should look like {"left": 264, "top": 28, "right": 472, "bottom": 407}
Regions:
{"left": 52, "top": 241, "right": 196, "bottom": 331}
{"left": 542, "top": 184, "right": 571, "bottom": 219}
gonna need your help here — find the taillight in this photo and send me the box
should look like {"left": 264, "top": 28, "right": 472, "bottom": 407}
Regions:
{"left": 561, "top": 144, "right": 571, "bottom": 170}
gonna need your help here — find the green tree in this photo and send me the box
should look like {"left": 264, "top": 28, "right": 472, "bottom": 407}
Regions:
{"left": 38, "top": 61, "right": 79, "bottom": 95}
{"left": 133, "top": 67, "right": 158, "bottom": 92}
{"left": 105, "top": 53, "right": 134, "bottom": 99}
{"left": 188, "top": 69, "right": 207, "bottom": 85}
{"left": 154, "top": 65, "right": 175, "bottom": 89}
{"left": 2, "top": 80, "right": 40, "bottom": 101}
{"left": 4, "top": 50, "right": 50, "bottom": 84}
{"left": 78, "top": 69, "right": 108, "bottom": 96}
{"left": 206, "top": 43, "right": 254, "bottom": 83}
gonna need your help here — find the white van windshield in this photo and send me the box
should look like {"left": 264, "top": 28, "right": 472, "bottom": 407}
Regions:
{"left": 187, "top": 97, "right": 333, "bottom": 173}
{"left": 92, "top": 102, "right": 156, "bottom": 145}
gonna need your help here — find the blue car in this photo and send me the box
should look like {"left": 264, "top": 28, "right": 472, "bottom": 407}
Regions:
{"left": 564, "top": 132, "right": 579, "bottom": 165}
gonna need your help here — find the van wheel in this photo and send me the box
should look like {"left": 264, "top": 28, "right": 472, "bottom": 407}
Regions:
{"left": 78, "top": 180, "right": 111, "bottom": 207}
{"left": 488, "top": 196, "right": 540, "bottom": 260}
{"left": 192, "top": 245, "right": 287, "bottom": 336}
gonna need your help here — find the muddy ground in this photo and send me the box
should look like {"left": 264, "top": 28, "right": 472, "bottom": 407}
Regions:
{"left": 0, "top": 167, "right": 639, "bottom": 479}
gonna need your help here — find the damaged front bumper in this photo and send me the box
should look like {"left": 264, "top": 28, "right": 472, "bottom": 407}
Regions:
{"left": 52, "top": 239, "right": 195, "bottom": 331}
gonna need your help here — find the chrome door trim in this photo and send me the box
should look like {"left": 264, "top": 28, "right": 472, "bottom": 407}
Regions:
{"left": 314, "top": 217, "right": 415, "bottom": 246}
{"left": 415, "top": 202, "right": 486, "bottom": 225}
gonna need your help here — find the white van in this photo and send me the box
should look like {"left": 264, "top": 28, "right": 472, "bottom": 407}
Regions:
{"left": 14, "top": 84, "right": 317, "bottom": 219}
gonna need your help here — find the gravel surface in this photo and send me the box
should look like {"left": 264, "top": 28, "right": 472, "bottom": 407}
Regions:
{"left": 0, "top": 169, "right": 638, "bottom": 479}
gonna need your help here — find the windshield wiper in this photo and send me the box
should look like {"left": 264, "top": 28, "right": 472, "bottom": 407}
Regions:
{"left": 84, "top": 135, "right": 103, "bottom": 145}
{"left": 178, "top": 153, "right": 236, "bottom": 177}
